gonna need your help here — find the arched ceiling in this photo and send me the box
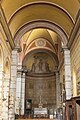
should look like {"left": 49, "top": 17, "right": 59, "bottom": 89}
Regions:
{"left": 1, "top": 0, "right": 80, "bottom": 38}
{"left": 20, "top": 28, "right": 58, "bottom": 54}
{"left": 19, "top": 28, "right": 59, "bottom": 64}
{"left": 1, "top": 0, "right": 80, "bottom": 21}
{"left": 1, "top": 0, "right": 80, "bottom": 67}
{"left": 23, "top": 49, "right": 59, "bottom": 69}
{"left": 25, "top": 28, "right": 55, "bottom": 45}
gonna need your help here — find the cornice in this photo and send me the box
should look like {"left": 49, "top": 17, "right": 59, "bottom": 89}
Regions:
{"left": 0, "top": 5, "right": 15, "bottom": 49}
{"left": 68, "top": 9, "right": 80, "bottom": 49}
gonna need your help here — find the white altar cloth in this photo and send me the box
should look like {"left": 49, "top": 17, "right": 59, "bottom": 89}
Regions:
{"left": 34, "top": 108, "right": 47, "bottom": 114}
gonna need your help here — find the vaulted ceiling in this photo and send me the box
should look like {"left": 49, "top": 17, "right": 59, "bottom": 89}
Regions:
{"left": 1, "top": 0, "right": 80, "bottom": 65}
{"left": 1, "top": 0, "right": 80, "bottom": 38}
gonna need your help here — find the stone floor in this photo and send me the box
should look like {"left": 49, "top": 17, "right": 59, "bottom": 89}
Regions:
{"left": 16, "top": 118, "right": 57, "bottom": 120}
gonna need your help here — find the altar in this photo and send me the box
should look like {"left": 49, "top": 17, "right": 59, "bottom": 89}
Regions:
{"left": 33, "top": 95, "right": 48, "bottom": 118}
{"left": 34, "top": 108, "right": 48, "bottom": 118}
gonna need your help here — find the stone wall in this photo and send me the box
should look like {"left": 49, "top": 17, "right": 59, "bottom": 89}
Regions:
{"left": 26, "top": 73, "right": 56, "bottom": 109}
{"left": 0, "top": 24, "right": 11, "bottom": 120}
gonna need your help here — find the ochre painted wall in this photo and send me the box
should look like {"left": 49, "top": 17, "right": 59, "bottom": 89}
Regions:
{"left": 70, "top": 34, "right": 80, "bottom": 96}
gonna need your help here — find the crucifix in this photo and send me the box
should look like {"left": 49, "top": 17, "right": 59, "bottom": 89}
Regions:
{"left": 40, "top": 95, "right": 42, "bottom": 104}
{"left": 39, "top": 95, "right": 43, "bottom": 108}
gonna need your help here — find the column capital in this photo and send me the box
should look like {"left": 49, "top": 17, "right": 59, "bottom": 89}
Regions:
{"left": 54, "top": 66, "right": 60, "bottom": 74}
{"left": 62, "top": 47, "right": 69, "bottom": 51}
{"left": 55, "top": 71, "right": 60, "bottom": 76}
{"left": 17, "top": 66, "right": 27, "bottom": 78}
{"left": 14, "top": 44, "right": 22, "bottom": 52}
{"left": 22, "top": 66, "right": 27, "bottom": 73}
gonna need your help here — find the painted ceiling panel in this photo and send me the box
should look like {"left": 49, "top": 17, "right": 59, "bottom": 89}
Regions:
{"left": 8, "top": 4, "right": 74, "bottom": 37}
{"left": 19, "top": 28, "right": 58, "bottom": 55}
{"left": 20, "top": 30, "right": 32, "bottom": 48}
{"left": 47, "top": 30, "right": 58, "bottom": 44}
{"left": 26, "top": 28, "right": 53, "bottom": 45}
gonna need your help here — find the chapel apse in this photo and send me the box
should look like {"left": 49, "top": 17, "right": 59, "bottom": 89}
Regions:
{"left": 25, "top": 52, "right": 56, "bottom": 72}
{"left": 25, "top": 52, "right": 56, "bottom": 109}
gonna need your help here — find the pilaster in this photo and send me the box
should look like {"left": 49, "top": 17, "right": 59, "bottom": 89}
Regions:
{"left": 9, "top": 48, "right": 18, "bottom": 120}
{"left": 15, "top": 66, "right": 26, "bottom": 116}
{"left": 21, "top": 72, "right": 26, "bottom": 115}
{"left": 0, "top": 66, "right": 4, "bottom": 120}
{"left": 64, "top": 48, "right": 72, "bottom": 100}
{"left": 2, "top": 74, "right": 10, "bottom": 120}
{"left": 55, "top": 70, "right": 60, "bottom": 119}
{"left": 15, "top": 70, "right": 22, "bottom": 115}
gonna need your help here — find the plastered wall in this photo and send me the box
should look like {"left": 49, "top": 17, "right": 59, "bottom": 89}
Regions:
{"left": 70, "top": 34, "right": 80, "bottom": 96}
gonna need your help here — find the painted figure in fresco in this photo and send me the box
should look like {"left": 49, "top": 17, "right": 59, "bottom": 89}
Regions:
{"left": 31, "top": 62, "right": 36, "bottom": 72}
{"left": 31, "top": 55, "right": 51, "bottom": 73}
{"left": 45, "top": 61, "right": 50, "bottom": 72}
{"left": 39, "top": 59, "right": 43, "bottom": 71}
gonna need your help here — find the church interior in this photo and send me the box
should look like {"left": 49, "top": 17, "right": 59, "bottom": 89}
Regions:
{"left": 0, "top": 0, "right": 80, "bottom": 120}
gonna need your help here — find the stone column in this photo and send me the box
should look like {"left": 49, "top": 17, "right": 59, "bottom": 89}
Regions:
{"left": 64, "top": 48, "right": 72, "bottom": 100}
{"left": 15, "top": 70, "right": 22, "bottom": 115}
{"left": 15, "top": 66, "right": 26, "bottom": 116}
{"left": 9, "top": 48, "right": 18, "bottom": 120}
{"left": 0, "top": 65, "right": 4, "bottom": 120}
{"left": 21, "top": 72, "right": 26, "bottom": 115}
{"left": 55, "top": 70, "right": 60, "bottom": 119}
{"left": 2, "top": 74, "right": 10, "bottom": 120}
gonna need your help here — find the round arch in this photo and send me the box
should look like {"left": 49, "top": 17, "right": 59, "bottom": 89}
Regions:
{"left": 23, "top": 48, "right": 59, "bottom": 67}
{"left": 8, "top": 2, "right": 74, "bottom": 24}
{"left": 14, "top": 21, "right": 68, "bottom": 48}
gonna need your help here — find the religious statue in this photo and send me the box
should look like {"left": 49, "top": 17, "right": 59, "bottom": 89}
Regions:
{"left": 45, "top": 61, "right": 50, "bottom": 72}
{"left": 39, "top": 59, "right": 43, "bottom": 71}
{"left": 31, "top": 62, "right": 36, "bottom": 72}
{"left": 38, "top": 95, "right": 43, "bottom": 108}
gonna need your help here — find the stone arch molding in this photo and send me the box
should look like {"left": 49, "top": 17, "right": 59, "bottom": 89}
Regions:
{"left": 14, "top": 21, "right": 68, "bottom": 48}
{"left": 23, "top": 48, "right": 59, "bottom": 67}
